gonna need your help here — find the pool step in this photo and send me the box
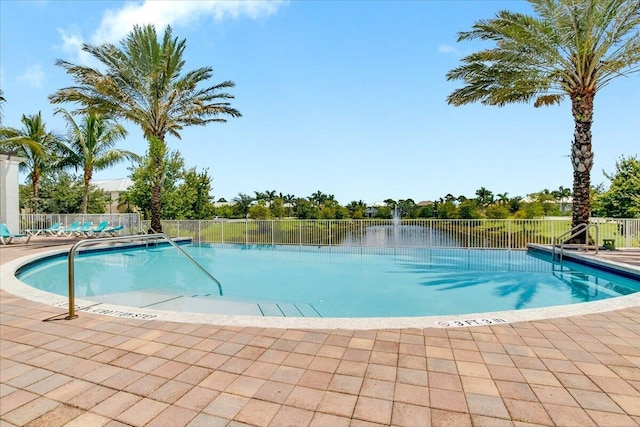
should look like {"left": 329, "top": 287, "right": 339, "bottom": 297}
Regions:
{"left": 185, "top": 292, "right": 321, "bottom": 318}
{"left": 84, "top": 290, "right": 321, "bottom": 318}
{"left": 257, "top": 302, "right": 321, "bottom": 318}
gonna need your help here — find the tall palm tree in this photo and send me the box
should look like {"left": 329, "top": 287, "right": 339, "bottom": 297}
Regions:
{"left": 55, "top": 109, "right": 140, "bottom": 213}
{"left": 0, "top": 112, "right": 62, "bottom": 212}
{"left": 446, "top": 0, "right": 640, "bottom": 240}
{"left": 49, "top": 24, "right": 241, "bottom": 232}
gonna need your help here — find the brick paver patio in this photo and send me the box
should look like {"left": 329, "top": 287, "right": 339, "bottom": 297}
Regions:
{"left": 1, "top": 239, "right": 639, "bottom": 426}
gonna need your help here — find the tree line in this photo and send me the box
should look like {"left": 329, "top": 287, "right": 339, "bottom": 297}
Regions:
{"left": 126, "top": 150, "right": 639, "bottom": 220}
{"left": 1, "top": 88, "right": 638, "bottom": 219}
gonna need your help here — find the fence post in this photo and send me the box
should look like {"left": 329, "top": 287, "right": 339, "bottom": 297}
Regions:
{"left": 245, "top": 218, "right": 248, "bottom": 246}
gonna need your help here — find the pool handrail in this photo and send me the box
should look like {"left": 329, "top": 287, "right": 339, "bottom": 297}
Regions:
{"left": 551, "top": 223, "right": 599, "bottom": 270}
{"left": 66, "top": 233, "right": 223, "bottom": 320}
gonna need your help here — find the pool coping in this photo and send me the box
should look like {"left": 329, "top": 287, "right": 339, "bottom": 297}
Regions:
{"left": 2, "top": 245, "right": 640, "bottom": 330}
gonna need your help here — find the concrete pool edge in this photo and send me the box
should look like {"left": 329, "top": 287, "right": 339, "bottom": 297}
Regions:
{"left": 2, "top": 246, "right": 640, "bottom": 330}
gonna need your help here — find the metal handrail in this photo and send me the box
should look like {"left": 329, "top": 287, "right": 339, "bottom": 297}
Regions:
{"left": 66, "top": 233, "right": 222, "bottom": 320}
{"left": 551, "top": 223, "right": 599, "bottom": 269}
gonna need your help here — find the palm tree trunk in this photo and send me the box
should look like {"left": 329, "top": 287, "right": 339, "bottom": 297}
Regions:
{"left": 82, "top": 169, "right": 91, "bottom": 214}
{"left": 570, "top": 92, "right": 595, "bottom": 244}
{"left": 148, "top": 136, "right": 166, "bottom": 233}
{"left": 31, "top": 173, "right": 39, "bottom": 214}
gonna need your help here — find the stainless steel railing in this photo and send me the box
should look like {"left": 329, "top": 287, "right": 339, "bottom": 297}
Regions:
{"left": 143, "top": 218, "right": 639, "bottom": 249}
{"left": 65, "top": 233, "right": 222, "bottom": 320}
{"left": 551, "top": 223, "right": 599, "bottom": 270}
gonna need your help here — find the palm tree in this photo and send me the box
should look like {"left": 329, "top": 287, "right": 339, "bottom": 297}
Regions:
{"left": 0, "top": 112, "right": 62, "bottom": 212}
{"left": 283, "top": 193, "right": 296, "bottom": 217}
{"left": 446, "top": 0, "right": 640, "bottom": 240}
{"left": 310, "top": 191, "right": 329, "bottom": 206}
{"left": 49, "top": 24, "right": 241, "bottom": 232}
{"left": 254, "top": 191, "right": 267, "bottom": 202}
{"left": 117, "top": 190, "right": 135, "bottom": 213}
{"left": 264, "top": 190, "right": 277, "bottom": 204}
{"left": 497, "top": 193, "right": 510, "bottom": 205}
{"left": 55, "top": 109, "right": 140, "bottom": 213}
{"left": 475, "top": 187, "right": 494, "bottom": 206}
{"left": 233, "top": 193, "right": 254, "bottom": 218}
{"left": 552, "top": 185, "right": 573, "bottom": 214}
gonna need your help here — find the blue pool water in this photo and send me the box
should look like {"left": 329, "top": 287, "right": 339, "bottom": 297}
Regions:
{"left": 17, "top": 243, "right": 640, "bottom": 317}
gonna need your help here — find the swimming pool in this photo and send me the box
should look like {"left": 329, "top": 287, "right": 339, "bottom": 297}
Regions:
{"left": 16, "top": 243, "right": 640, "bottom": 318}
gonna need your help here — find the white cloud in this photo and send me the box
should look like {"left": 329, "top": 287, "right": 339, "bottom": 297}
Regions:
{"left": 57, "top": 28, "right": 97, "bottom": 66}
{"left": 93, "top": 0, "right": 285, "bottom": 44}
{"left": 17, "top": 65, "right": 45, "bottom": 88}
{"left": 55, "top": 0, "right": 283, "bottom": 66}
{"left": 438, "top": 44, "right": 461, "bottom": 55}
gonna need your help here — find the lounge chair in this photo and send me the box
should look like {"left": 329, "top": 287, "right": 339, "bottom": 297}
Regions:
{"left": 0, "top": 223, "right": 31, "bottom": 245}
{"left": 98, "top": 224, "right": 124, "bottom": 237}
{"left": 75, "top": 221, "right": 94, "bottom": 236}
{"left": 61, "top": 221, "right": 81, "bottom": 236}
{"left": 25, "top": 222, "right": 61, "bottom": 237}
{"left": 83, "top": 221, "right": 110, "bottom": 237}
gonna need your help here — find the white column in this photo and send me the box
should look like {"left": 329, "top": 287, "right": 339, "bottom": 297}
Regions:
{"left": 0, "top": 154, "right": 26, "bottom": 232}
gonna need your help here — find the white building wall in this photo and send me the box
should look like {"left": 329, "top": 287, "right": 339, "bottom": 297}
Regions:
{"left": 0, "top": 154, "right": 26, "bottom": 232}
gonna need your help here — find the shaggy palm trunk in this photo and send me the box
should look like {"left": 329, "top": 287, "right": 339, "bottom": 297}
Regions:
{"left": 31, "top": 173, "right": 39, "bottom": 214}
{"left": 82, "top": 169, "right": 91, "bottom": 214}
{"left": 148, "top": 136, "right": 166, "bottom": 233}
{"left": 570, "top": 92, "right": 595, "bottom": 244}
{"left": 150, "top": 156, "right": 163, "bottom": 233}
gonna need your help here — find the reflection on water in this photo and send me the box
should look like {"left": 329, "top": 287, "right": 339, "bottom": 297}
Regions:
{"left": 340, "top": 225, "right": 460, "bottom": 248}
{"left": 16, "top": 243, "right": 640, "bottom": 318}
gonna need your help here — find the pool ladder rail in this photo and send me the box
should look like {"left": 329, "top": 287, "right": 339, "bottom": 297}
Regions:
{"left": 551, "top": 223, "right": 599, "bottom": 271}
{"left": 66, "top": 233, "right": 222, "bottom": 320}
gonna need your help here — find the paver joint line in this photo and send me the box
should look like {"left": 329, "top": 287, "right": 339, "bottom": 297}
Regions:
{"left": 1, "top": 240, "right": 639, "bottom": 426}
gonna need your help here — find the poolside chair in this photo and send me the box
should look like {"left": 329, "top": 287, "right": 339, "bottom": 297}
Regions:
{"left": 25, "top": 222, "right": 61, "bottom": 237}
{"left": 61, "top": 221, "right": 81, "bottom": 236}
{"left": 0, "top": 223, "right": 31, "bottom": 245}
{"left": 83, "top": 221, "right": 110, "bottom": 237}
{"left": 74, "top": 221, "right": 94, "bottom": 236}
{"left": 98, "top": 224, "right": 124, "bottom": 237}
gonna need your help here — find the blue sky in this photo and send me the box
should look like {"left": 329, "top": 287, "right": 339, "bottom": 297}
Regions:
{"left": 1, "top": 0, "right": 638, "bottom": 205}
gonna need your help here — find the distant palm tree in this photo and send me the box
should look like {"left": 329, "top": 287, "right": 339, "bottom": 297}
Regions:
{"left": 496, "top": 193, "right": 510, "bottom": 205}
{"left": 117, "top": 190, "right": 135, "bottom": 213}
{"left": 283, "top": 193, "right": 296, "bottom": 216}
{"left": 265, "top": 190, "right": 277, "bottom": 203}
{"left": 55, "top": 109, "right": 140, "bottom": 213}
{"left": 447, "top": 0, "right": 640, "bottom": 238}
{"left": 475, "top": 187, "right": 494, "bottom": 206}
{"left": 233, "top": 193, "right": 254, "bottom": 217}
{"left": 552, "top": 185, "right": 573, "bottom": 214}
{"left": 50, "top": 24, "right": 241, "bottom": 232}
{"left": 0, "top": 112, "right": 63, "bottom": 211}
{"left": 310, "top": 191, "right": 330, "bottom": 206}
